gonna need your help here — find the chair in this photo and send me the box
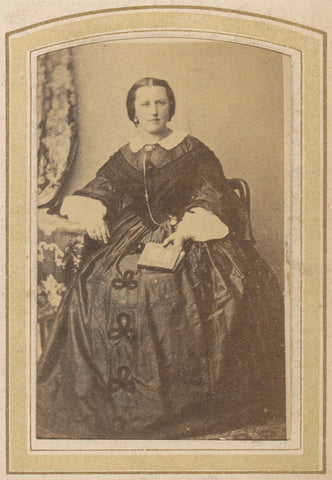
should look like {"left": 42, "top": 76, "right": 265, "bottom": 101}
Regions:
{"left": 228, "top": 177, "right": 255, "bottom": 242}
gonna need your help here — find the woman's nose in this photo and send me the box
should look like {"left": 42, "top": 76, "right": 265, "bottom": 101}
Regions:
{"left": 151, "top": 103, "right": 158, "bottom": 115}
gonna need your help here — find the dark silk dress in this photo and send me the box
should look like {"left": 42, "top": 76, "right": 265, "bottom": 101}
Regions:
{"left": 37, "top": 135, "right": 285, "bottom": 439}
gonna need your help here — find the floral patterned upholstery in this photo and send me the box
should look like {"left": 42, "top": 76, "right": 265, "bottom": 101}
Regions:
{"left": 37, "top": 210, "right": 87, "bottom": 354}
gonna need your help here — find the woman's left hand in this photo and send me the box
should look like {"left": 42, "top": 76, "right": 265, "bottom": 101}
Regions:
{"left": 162, "top": 231, "right": 190, "bottom": 248}
{"left": 162, "top": 208, "right": 229, "bottom": 248}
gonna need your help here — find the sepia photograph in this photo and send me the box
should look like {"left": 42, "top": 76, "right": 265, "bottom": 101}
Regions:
{"left": 36, "top": 39, "right": 286, "bottom": 440}
{"left": 3, "top": 3, "right": 328, "bottom": 476}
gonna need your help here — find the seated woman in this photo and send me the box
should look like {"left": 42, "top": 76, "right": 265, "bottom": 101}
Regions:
{"left": 37, "top": 77, "right": 285, "bottom": 439}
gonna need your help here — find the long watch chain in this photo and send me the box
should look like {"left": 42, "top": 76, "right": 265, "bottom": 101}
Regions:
{"left": 143, "top": 146, "right": 162, "bottom": 226}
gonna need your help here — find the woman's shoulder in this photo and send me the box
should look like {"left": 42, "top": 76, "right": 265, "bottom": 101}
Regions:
{"left": 161, "top": 132, "right": 212, "bottom": 157}
{"left": 180, "top": 135, "right": 220, "bottom": 165}
{"left": 182, "top": 136, "right": 226, "bottom": 177}
{"left": 181, "top": 134, "right": 210, "bottom": 152}
{"left": 94, "top": 148, "right": 126, "bottom": 178}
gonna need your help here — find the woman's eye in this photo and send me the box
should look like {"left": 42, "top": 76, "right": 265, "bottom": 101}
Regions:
{"left": 141, "top": 102, "right": 149, "bottom": 106}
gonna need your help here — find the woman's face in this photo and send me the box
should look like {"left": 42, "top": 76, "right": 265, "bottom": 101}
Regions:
{"left": 134, "top": 86, "right": 170, "bottom": 134}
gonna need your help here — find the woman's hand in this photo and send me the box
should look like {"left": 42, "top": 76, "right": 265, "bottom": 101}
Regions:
{"left": 162, "top": 230, "right": 189, "bottom": 248}
{"left": 162, "top": 207, "right": 229, "bottom": 248}
{"left": 86, "top": 218, "right": 110, "bottom": 244}
{"left": 61, "top": 196, "right": 111, "bottom": 244}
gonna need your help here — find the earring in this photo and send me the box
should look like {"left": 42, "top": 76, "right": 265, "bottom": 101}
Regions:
{"left": 133, "top": 116, "right": 139, "bottom": 127}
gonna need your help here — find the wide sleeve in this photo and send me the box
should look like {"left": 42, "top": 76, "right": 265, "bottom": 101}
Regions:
{"left": 72, "top": 157, "right": 120, "bottom": 221}
{"left": 188, "top": 144, "right": 254, "bottom": 242}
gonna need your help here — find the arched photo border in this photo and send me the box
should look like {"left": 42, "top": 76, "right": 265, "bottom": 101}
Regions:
{"left": 5, "top": 6, "right": 327, "bottom": 475}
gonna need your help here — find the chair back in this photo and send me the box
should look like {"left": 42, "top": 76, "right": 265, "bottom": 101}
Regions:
{"left": 228, "top": 177, "right": 255, "bottom": 242}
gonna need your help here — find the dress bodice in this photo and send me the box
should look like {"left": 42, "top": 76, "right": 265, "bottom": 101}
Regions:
{"left": 74, "top": 135, "right": 253, "bottom": 239}
{"left": 117, "top": 140, "right": 202, "bottom": 225}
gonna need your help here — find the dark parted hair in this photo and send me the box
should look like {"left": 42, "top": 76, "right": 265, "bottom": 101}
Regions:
{"left": 126, "top": 77, "right": 176, "bottom": 123}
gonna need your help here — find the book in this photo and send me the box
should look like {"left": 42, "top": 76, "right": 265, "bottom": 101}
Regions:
{"left": 137, "top": 242, "right": 186, "bottom": 272}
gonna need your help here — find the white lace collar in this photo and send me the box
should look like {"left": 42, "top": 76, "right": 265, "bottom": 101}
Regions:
{"left": 129, "top": 130, "right": 188, "bottom": 153}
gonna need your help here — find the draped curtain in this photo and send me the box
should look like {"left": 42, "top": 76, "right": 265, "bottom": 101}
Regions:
{"left": 37, "top": 48, "right": 81, "bottom": 356}
{"left": 37, "top": 48, "right": 79, "bottom": 210}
